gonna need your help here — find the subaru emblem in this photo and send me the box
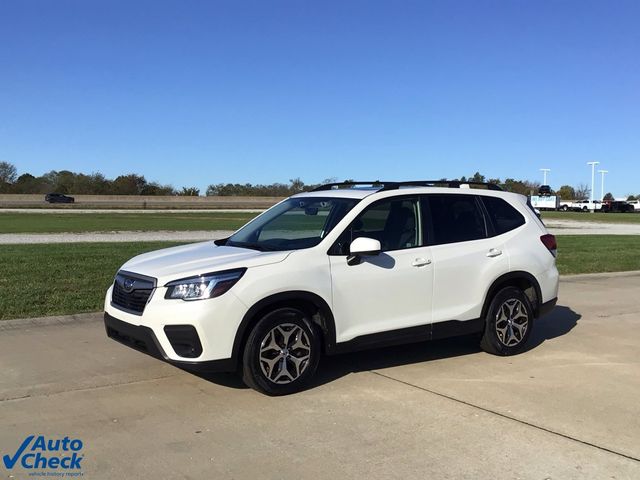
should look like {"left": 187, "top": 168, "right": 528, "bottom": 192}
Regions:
{"left": 123, "top": 278, "right": 136, "bottom": 292}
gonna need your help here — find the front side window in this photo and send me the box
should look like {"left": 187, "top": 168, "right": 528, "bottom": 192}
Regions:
{"left": 332, "top": 197, "right": 422, "bottom": 254}
{"left": 425, "top": 194, "right": 487, "bottom": 245}
{"left": 227, "top": 197, "right": 358, "bottom": 251}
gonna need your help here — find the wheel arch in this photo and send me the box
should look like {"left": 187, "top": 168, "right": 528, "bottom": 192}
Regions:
{"left": 481, "top": 271, "right": 543, "bottom": 321}
{"left": 231, "top": 291, "right": 336, "bottom": 368}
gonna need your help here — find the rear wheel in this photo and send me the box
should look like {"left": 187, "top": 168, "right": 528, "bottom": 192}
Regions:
{"left": 242, "top": 307, "right": 321, "bottom": 395}
{"left": 480, "top": 287, "right": 534, "bottom": 356}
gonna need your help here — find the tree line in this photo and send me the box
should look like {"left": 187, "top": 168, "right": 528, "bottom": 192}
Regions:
{"left": 0, "top": 162, "right": 197, "bottom": 196}
{"left": 1, "top": 162, "right": 638, "bottom": 199}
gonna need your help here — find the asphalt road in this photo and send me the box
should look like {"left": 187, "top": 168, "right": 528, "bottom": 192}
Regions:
{"left": 1, "top": 273, "right": 639, "bottom": 479}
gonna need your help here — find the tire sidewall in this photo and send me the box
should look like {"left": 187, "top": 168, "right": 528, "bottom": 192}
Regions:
{"left": 483, "top": 287, "right": 534, "bottom": 355}
{"left": 242, "top": 308, "right": 321, "bottom": 396}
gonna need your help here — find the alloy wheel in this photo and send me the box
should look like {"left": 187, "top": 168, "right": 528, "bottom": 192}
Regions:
{"left": 495, "top": 298, "right": 529, "bottom": 347}
{"left": 259, "top": 323, "right": 311, "bottom": 384}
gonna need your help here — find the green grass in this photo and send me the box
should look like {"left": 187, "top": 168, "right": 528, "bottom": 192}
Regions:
{"left": 556, "top": 235, "right": 640, "bottom": 275}
{"left": 0, "top": 242, "right": 184, "bottom": 320}
{"left": 1, "top": 235, "right": 639, "bottom": 320}
{"left": 0, "top": 212, "right": 258, "bottom": 233}
{"left": 542, "top": 211, "right": 640, "bottom": 224}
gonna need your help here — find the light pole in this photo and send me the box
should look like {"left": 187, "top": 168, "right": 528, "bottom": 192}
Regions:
{"left": 540, "top": 168, "right": 550, "bottom": 185}
{"left": 587, "top": 161, "right": 599, "bottom": 202}
{"left": 598, "top": 170, "right": 608, "bottom": 201}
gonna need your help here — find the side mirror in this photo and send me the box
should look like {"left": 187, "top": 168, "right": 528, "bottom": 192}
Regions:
{"left": 347, "top": 237, "right": 381, "bottom": 265}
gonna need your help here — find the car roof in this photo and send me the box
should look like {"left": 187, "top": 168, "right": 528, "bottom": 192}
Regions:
{"left": 292, "top": 185, "right": 520, "bottom": 201}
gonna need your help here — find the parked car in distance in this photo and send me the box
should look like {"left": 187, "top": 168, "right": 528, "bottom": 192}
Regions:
{"left": 538, "top": 185, "right": 552, "bottom": 196}
{"left": 626, "top": 200, "right": 640, "bottom": 212}
{"left": 104, "top": 180, "right": 559, "bottom": 395}
{"left": 601, "top": 201, "right": 635, "bottom": 213}
{"left": 45, "top": 193, "right": 75, "bottom": 204}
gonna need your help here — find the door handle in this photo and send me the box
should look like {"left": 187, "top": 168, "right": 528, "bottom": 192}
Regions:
{"left": 412, "top": 258, "right": 432, "bottom": 267}
{"left": 486, "top": 248, "right": 503, "bottom": 258}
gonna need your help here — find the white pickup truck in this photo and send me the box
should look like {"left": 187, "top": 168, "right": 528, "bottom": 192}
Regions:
{"left": 558, "top": 199, "right": 603, "bottom": 212}
{"left": 627, "top": 200, "right": 640, "bottom": 212}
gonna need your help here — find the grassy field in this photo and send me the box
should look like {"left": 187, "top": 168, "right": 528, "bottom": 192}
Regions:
{"left": 0, "top": 242, "right": 183, "bottom": 320}
{"left": 0, "top": 212, "right": 258, "bottom": 233}
{"left": 1, "top": 235, "right": 639, "bottom": 320}
{"left": 556, "top": 235, "right": 640, "bottom": 274}
{"left": 541, "top": 211, "right": 640, "bottom": 223}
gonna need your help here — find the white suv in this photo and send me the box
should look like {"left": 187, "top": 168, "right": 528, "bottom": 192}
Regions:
{"left": 104, "top": 181, "right": 559, "bottom": 395}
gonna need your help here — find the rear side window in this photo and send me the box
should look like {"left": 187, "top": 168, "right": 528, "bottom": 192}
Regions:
{"left": 482, "top": 196, "right": 525, "bottom": 235}
{"left": 425, "top": 194, "right": 487, "bottom": 245}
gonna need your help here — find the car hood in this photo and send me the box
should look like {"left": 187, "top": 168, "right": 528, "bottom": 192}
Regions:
{"left": 119, "top": 241, "right": 291, "bottom": 285}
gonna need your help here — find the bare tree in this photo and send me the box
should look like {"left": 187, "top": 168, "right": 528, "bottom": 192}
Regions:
{"left": 0, "top": 161, "right": 17, "bottom": 184}
{"left": 574, "top": 183, "right": 590, "bottom": 200}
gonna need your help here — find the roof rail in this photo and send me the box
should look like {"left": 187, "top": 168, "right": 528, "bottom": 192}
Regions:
{"left": 311, "top": 181, "right": 387, "bottom": 191}
{"left": 311, "top": 180, "right": 503, "bottom": 192}
{"left": 382, "top": 180, "right": 503, "bottom": 191}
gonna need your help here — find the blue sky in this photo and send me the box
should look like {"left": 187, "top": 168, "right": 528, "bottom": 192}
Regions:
{"left": 1, "top": 0, "right": 639, "bottom": 196}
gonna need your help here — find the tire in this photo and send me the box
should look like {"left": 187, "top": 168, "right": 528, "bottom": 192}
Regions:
{"left": 582, "top": 206, "right": 588, "bottom": 212}
{"left": 561, "top": 205, "right": 568, "bottom": 212}
{"left": 242, "top": 307, "right": 321, "bottom": 395}
{"left": 480, "top": 287, "right": 534, "bottom": 356}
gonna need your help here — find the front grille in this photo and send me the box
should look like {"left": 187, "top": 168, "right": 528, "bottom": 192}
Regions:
{"left": 111, "top": 271, "right": 156, "bottom": 315}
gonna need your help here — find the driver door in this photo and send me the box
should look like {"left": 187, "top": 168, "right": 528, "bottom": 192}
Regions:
{"left": 328, "top": 196, "right": 433, "bottom": 343}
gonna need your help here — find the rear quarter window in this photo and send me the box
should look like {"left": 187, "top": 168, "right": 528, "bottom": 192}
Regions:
{"left": 482, "top": 196, "right": 525, "bottom": 235}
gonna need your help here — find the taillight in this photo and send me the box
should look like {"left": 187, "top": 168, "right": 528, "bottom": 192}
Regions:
{"left": 540, "top": 234, "right": 557, "bottom": 257}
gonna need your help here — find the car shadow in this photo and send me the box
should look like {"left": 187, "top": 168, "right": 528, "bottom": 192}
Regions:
{"left": 195, "top": 305, "right": 581, "bottom": 391}
{"left": 310, "top": 305, "right": 581, "bottom": 389}
{"left": 523, "top": 305, "right": 581, "bottom": 351}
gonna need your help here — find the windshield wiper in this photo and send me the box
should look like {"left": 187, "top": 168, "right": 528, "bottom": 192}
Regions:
{"left": 227, "top": 242, "right": 275, "bottom": 252}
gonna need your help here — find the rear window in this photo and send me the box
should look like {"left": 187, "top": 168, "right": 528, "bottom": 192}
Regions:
{"left": 482, "top": 196, "right": 525, "bottom": 235}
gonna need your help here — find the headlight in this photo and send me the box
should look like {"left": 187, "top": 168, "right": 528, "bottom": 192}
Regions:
{"left": 164, "top": 268, "right": 246, "bottom": 301}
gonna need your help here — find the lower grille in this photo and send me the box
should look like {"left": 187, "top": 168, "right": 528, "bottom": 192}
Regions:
{"left": 106, "top": 324, "right": 150, "bottom": 352}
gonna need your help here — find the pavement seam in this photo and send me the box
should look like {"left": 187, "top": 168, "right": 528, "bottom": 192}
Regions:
{"left": 371, "top": 370, "right": 640, "bottom": 464}
{"left": 0, "top": 373, "right": 180, "bottom": 403}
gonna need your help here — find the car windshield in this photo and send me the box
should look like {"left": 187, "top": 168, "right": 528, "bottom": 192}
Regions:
{"left": 226, "top": 197, "right": 359, "bottom": 252}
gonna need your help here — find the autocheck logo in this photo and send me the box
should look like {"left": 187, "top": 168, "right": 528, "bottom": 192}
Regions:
{"left": 3, "top": 435, "right": 84, "bottom": 474}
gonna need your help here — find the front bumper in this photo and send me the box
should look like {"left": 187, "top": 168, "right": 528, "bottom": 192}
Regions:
{"left": 104, "top": 313, "right": 236, "bottom": 373}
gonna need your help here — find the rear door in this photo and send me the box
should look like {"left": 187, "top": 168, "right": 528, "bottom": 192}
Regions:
{"left": 424, "top": 194, "right": 509, "bottom": 324}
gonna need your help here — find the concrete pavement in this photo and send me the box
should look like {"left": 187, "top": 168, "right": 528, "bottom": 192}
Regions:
{"left": 1, "top": 274, "right": 639, "bottom": 479}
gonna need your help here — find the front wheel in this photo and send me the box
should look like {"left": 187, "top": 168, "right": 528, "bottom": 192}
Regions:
{"left": 480, "top": 287, "right": 534, "bottom": 356}
{"left": 242, "top": 308, "right": 321, "bottom": 395}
